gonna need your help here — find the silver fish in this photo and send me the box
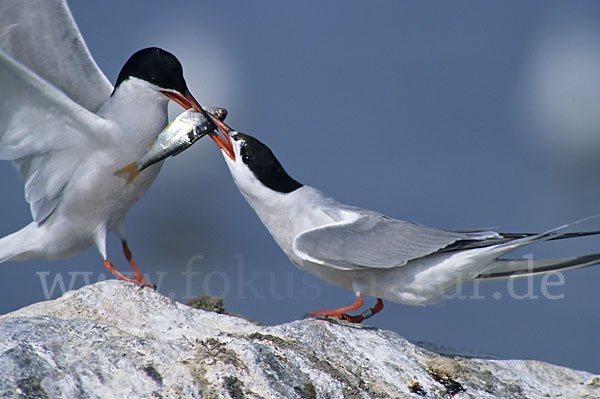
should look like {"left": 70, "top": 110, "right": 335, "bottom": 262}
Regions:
{"left": 115, "top": 106, "right": 227, "bottom": 183}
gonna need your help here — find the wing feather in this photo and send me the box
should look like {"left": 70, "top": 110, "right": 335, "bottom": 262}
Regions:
{"left": 0, "top": 0, "right": 112, "bottom": 112}
{"left": 293, "top": 212, "right": 469, "bottom": 270}
{"left": 0, "top": 48, "right": 111, "bottom": 224}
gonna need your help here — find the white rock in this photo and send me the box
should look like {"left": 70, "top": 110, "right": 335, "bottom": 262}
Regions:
{"left": 0, "top": 280, "right": 598, "bottom": 398}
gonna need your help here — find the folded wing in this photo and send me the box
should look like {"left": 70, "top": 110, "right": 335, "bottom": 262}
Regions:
{"left": 294, "top": 210, "right": 600, "bottom": 274}
{"left": 293, "top": 212, "right": 489, "bottom": 270}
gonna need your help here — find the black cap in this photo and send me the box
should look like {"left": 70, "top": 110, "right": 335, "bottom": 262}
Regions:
{"left": 234, "top": 133, "right": 303, "bottom": 194}
{"left": 113, "top": 47, "right": 189, "bottom": 94}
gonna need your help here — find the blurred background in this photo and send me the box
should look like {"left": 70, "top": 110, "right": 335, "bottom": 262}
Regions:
{"left": 2, "top": 1, "right": 600, "bottom": 373}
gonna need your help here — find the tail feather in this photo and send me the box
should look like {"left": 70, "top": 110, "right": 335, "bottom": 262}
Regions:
{"left": 473, "top": 253, "right": 600, "bottom": 281}
{"left": 547, "top": 231, "right": 600, "bottom": 241}
{"left": 445, "top": 216, "right": 600, "bottom": 254}
{"left": 471, "top": 215, "right": 600, "bottom": 258}
{"left": 0, "top": 222, "right": 40, "bottom": 263}
{"left": 114, "top": 162, "right": 140, "bottom": 184}
{"left": 463, "top": 216, "right": 600, "bottom": 281}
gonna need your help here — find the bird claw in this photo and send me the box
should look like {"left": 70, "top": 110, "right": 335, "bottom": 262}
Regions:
{"left": 307, "top": 298, "right": 384, "bottom": 324}
{"left": 133, "top": 279, "right": 156, "bottom": 290}
{"left": 340, "top": 313, "right": 365, "bottom": 323}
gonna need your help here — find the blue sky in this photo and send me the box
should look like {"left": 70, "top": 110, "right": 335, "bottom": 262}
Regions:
{"left": 2, "top": 1, "right": 600, "bottom": 373}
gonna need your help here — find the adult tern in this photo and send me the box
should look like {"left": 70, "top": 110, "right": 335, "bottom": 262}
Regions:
{"left": 207, "top": 116, "right": 600, "bottom": 322}
{"left": 0, "top": 0, "right": 212, "bottom": 287}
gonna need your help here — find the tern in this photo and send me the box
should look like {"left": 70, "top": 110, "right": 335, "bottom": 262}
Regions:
{"left": 207, "top": 116, "right": 600, "bottom": 322}
{"left": 0, "top": 0, "right": 211, "bottom": 287}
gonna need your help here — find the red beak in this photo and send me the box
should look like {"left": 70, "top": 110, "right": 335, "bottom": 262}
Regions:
{"left": 161, "top": 89, "right": 235, "bottom": 160}
{"left": 160, "top": 89, "right": 203, "bottom": 111}
{"left": 160, "top": 89, "right": 217, "bottom": 124}
{"left": 206, "top": 114, "right": 235, "bottom": 161}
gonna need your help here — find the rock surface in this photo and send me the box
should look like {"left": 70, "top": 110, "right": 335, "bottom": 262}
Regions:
{"left": 0, "top": 281, "right": 598, "bottom": 398}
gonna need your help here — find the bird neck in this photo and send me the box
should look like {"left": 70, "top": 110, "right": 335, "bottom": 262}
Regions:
{"left": 227, "top": 158, "right": 338, "bottom": 254}
{"left": 98, "top": 78, "right": 169, "bottom": 147}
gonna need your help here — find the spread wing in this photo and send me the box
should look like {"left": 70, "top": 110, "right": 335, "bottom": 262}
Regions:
{"left": 292, "top": 212, "right": 498, "bottom": 270}
{"left": 0, "top": 0, "right": 112, "bottom": 112}
{"left": 0, "top": 48, "right": 111, "bottom": 224}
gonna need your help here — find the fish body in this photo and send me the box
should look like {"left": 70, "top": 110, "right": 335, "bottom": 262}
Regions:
{"left": 116, "top": 106, "right": 227, "bottom": 183}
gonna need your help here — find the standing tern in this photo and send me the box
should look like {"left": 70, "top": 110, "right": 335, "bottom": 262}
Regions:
{"left": 0, "top": 0, "right": 212, "bottom": 287}
{"left": 207, "top": 116, "right": 600, "bottom": 322}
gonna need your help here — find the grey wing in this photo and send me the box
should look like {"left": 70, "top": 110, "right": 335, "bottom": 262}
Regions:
{"left": 0, "top": 0, "right": 112, "bottom": 112}
{"left": 293, "top": 213, "right": 475, "bottom": 270}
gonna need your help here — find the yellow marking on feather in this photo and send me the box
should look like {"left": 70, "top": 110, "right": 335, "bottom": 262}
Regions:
{"left": 114, "top": 162, "right": 140, "bottom": 184}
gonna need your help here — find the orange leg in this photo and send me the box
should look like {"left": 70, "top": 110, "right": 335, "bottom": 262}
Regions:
{"left": 121, "top": 240, "right": 155, "bottom": 288}
{"left": 341, "top": 298, "right": 384, "bottom": 323}
{"left": 309, "top": 295, "right": 364, "bottom": 318}
{"left": 309, "top": 296, "right": 384, "bottom": 324}
{"left": 103, "top": 257, "right": 146, "bottom": 285}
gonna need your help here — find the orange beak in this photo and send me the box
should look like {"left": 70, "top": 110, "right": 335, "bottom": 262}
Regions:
{"left": 206, "top": 113, "right": 235, "bottom": 161}
{"left": 160, "top": 89, "right": 218, "bottom": 125}
{"left": 160, "top": 89, "right": 203, "bottom": 111}
{"left": 161, "top": 89, "right": 234, "bottom": 160}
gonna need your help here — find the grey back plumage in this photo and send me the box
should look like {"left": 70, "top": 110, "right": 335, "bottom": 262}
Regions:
{"left": 293, "top": 212, "right": 470, "bottom": 270}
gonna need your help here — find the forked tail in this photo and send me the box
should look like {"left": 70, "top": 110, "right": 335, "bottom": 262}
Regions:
{"left": 466, "top": 216, "right": 600, "bottom": 281}
{"left": 473, "top": 253, "right": 600, "bottom": 281}
{"left": 114, "top": 162, "right": 140, "bottom": 184}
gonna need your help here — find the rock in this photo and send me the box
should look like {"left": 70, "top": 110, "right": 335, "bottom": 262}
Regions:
{"left": 0, "top": 281, "right": 597, "bottom": 398}
{"left": 187, "top": 296, "right": 262, "bottom": 326}
{"left": 188, "top": 295, "right": 227, "bottom": 314}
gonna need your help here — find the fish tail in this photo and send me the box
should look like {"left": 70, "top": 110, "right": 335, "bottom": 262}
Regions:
{"left": 114, "top": 163, "right": 140, "bottom": 184}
